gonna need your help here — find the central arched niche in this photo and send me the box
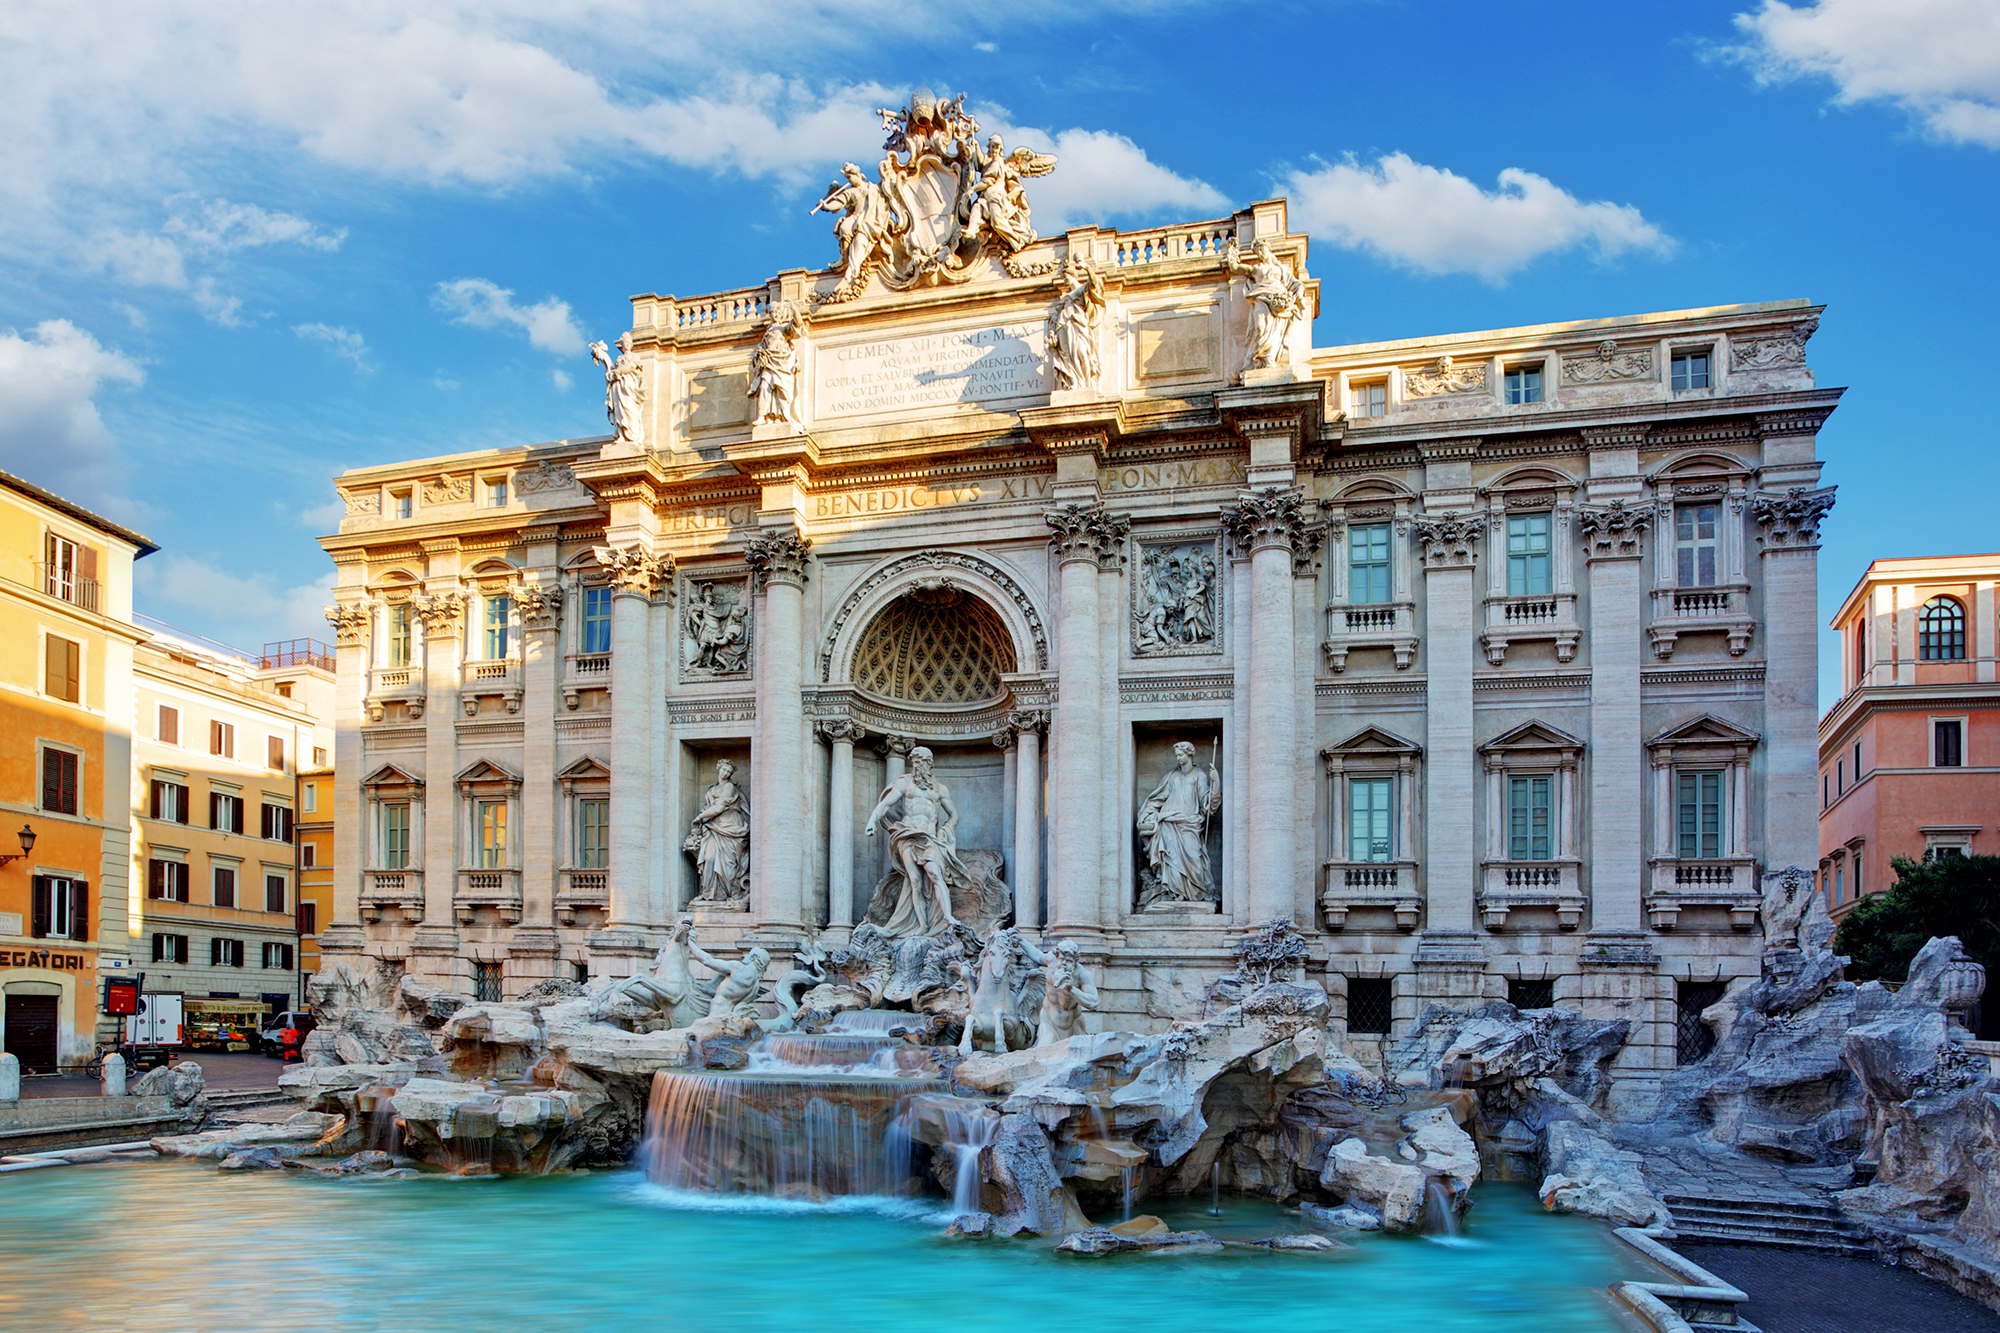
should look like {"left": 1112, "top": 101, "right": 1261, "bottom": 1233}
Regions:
{"left": 849, "top": 584, "right": 1016, "bottom": 705}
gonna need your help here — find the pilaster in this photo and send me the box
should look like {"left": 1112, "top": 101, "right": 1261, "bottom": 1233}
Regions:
{"left": 1577, "top": 499, "right": 1651, "bottom": 934}
{"left": 591, "top": 542, "right": 672, "bottom": 959}
{"left": 1413, "top": 513, "right": 1481, "bottom": 936}
{"left": 1753, "top": 482, "right": 1837, "bottom": 871}
{"left": 1045, "top": 503, "right": 1126, "bottom": 936}
{"left": 746, "top": 525, "right": 812, "bottom": 935}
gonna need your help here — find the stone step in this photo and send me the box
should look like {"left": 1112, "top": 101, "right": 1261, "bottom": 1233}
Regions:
{"left": 1673, "top": 1213, "right": 1871, "bottom": 1246}
{"left": 1664, "top": 1193, "right": 1852, "bottom": 1223}
{"left": 1669, "top": 1201, "right": 1864, "bottom": 1228}
{"left": 205, "top": 1089, "right": 291, "bottom": 1109}
{"left": 1673, "top": 1223, "right": 1877, "bottom": 1257}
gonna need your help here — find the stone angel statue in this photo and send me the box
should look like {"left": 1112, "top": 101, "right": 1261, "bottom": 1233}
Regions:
{"left": 960, "top": 135, "right": 1056, "bottom": 255}
{"left": 589, "top": 332, "right": 646, "bottom": 447}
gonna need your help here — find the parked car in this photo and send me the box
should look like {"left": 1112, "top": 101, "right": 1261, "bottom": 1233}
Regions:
{"left": 259, "top": 1010, "right": 315, "bottom": 1057}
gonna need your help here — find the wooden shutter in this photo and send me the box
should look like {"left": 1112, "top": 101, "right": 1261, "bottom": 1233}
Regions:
{"left": 210, "top": 792, "right": 221, "bottom": 829}
{"left": 29, "top": 877, "right": 50, "bottom": 938}
{"left": 148, "top": 859, "right": 163, "bottom": 899}
{"left": 71, "top": 882, "right": 87, "bottom": 942}
{"left": 45, "top": 635, "right": 76, "bottom": 701}
{"left": 159, "top": 705, "right": 178, "bottom": 745}
{"left": 149, "top": 781, "right": 160, "bottom": 820}
{"left": 152, "top": 933, "right": 165, "bottom": 962}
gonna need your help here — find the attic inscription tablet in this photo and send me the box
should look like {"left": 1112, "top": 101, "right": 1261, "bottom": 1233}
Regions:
{"left": 816, "top": 323, "right": 1047, "bottom": 419}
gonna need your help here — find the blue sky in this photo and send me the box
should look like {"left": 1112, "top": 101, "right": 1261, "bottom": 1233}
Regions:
{"left": 2, "top": 0, "right": 1995, "bottom": 709}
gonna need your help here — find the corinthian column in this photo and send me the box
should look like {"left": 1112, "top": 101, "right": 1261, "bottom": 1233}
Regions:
{"left": 594, "top": 544, "right": 671, "bottom": 938}
{"left": 1009, "top": 709, "right": 1048, "bottom": 930}
{"left": 1045, "top": 503, "right": 1127, "bottom": 934}
{"left": 1578, "top": 500, "right": 1653, "bottom": 934}
{"left": 320, "top": 598, "right": 372, "bottom": 962}
{"left": 818, "top": 719, "right": 865, "bottom": 931}
{"left": 1221, "top": 488, "right": 1312, "bottom": 924}
{"left": 410, "top": 583, "right": 465, "bottom": 985}
{"left": 1412, "top": 514, "right": 1481, "bottom": 935}
{"left": 746, "top": 526, "right": 812, "bottom": 933}
{"left": 1753, "top": 482, "right": 1837, "bottom": 875}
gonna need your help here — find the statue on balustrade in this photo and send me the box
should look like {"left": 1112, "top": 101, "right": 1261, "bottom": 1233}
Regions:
{"left": 1138, "top": 741, "right": 1222, "bottom": 908}
{"left": 589, "top": 915, "right": 712, "bottom": 1031}
{"left": 862, "top": 746, "right": 1011, "bottom": 939}
{"left": 588, "top": 331, "right": 646, "bottom": 447}
{"left": 749, "top": 301, "right": 807, "bottom": 426}
{"left": 1222, "top": 238, "right": 1307, "bottom": 373}
{"left": 685, "top": 759, "right": 750, "bottom": 903}
{"left": 1036, "top": 941, "right": 1099, "bottom": 1047}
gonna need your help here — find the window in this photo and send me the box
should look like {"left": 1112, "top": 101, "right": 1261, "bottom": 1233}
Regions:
{"left": 275, "top": 682, "right": 293, "bottom": 699}
{"left": 475, "top": 961, "right": 503, "bottom": 1003}
{"left": 265, "top": 875, "right": 286, "bottom": 914}
{"left": 152, "top": 933, "right": 189, "bottom": 964}
{"left": 303, "top": 783, "right": 317, "bottom": 814}
{"left": 1346, "top": 978, "right": 1392, "bottom": 1036}
{"left": 582, "top": 586, "right": 613, "bottom": 654}
{"left": 572, "top": 961, "right": 591, "bottom": 985}
{"left": 1853, "top": 741, "right": 1862, "bottom": 781}
{"left": 29, "top": 876, "right": 83, "bottom": 940}
{"left": 262, "top": 942, "right": 295, "bottom": 970}
{"left": 1935, "top": 719, "right": 1964, "bottom": 768}
{"left": 150, "top": 779, "right": 189, "bottom": 824}
{"left": 300, "top": 842, "right": 317, "bottom": 868}
{"left": 485, "top": 478, "right": 508, "bottom": 509}
{"left": 1834, "top": 861, "right": 1845, "bottom": 904}
{"left": 1852, "top": 619, "right": 1867, "bottom": 687}
{"left": 157, "top": 705, "right": 180, "bottom": 745}
{"left": 1351, "top": 380, "right": 1387, "bottom": 418}
{"left": 381, "top": 804, "right": 411, "bottom": 869}
{"left": 148, "top": 859, "right": 190, "bottom": 903}
{"left": 261, "top": 803, "right": 294, "bottom": 843}
{"left": 1347, "top": 524, "right": 1392, "bottom": 604}
{"left": 297, "top": 902, "right": 318, "bottom": 935}
{"left": 1853, "top": 852, "right": 1862, "bottom": 901}
{"left": 1675, "top": 981, "right": 1726, "bottom": 1064}
{"left": 1507, "top": 775, "right": 1553, "bottom": 860}
{"left": 1823, "top": 772, "right": 1831, "bottom": 808}
{"left": 1504, "top": 364, "right": 1543, "bottom": 405}
{"left": 312, "top": 747, "right": 327, "bottom": 768}
{"left": 44, "top": 534, "right": 97, "bottom": 609}
{"left": 477, "top": 800, "right": 509, "bottom": 869}
{"left": 1507, "top": 978, "right": 1554, "bottom": 1011}
{"left": 1675, "top": 504, "right": 1720, "bottom": 588}
{"left": 210, "top": 720, "right": 235, "bottom": 759}
{"left": 1919, "top": 597, "right": 1966, "bottom": 660}
{"left": 483, "top": 595, "right": 512, "bottom": 660}
{"left": 1505, "top": 514, "right": 1552, "bottom": 596}
{"left": 210, "top": 792, "right": 244, "bottom": 833}
{"left": 1677, "top": 771, "right": 1724, "bottom": 859}
{"left": 577, "top": 798, "right": 610, "bottom": 869}
{"left": 1348, "top": 778, "right": 1393, "bottom": 862}
{"left": 391, "top": 490, "right": 413, "bottom": 520}
{"left": 44, "top": 634, "right": 81, "bottom": 703}
{"left": 1671, "top": 349, "right": 1711, "bottom": 391}
{"left": 213, "top": 866, "right": 236, "bottom": 909}
{"left": 211, "top": 938, "right": 246, "bottom": 968}
{"left": 41, "top": 749, "right": 78, "bottom": 815}
{"left": 1928, "top": 842, "right": 1969, "bottom": 862}
{"left": 267, "top": 735, "right": 286, "bottom": 772}
{"left": 387, "top": 603, "right": 413, "bottom": 669}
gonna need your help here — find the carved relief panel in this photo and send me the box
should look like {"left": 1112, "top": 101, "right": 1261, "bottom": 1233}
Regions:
{"left": 681, "top": 575, "right": 752, "bottom": 680}
{"left": 1131, "top": 534, "right": 1223, "bottom": 658}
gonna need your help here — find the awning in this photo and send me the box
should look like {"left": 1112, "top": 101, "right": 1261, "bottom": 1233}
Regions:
{"left": 183, "top": 999, "right": 271, "bottom": 1018}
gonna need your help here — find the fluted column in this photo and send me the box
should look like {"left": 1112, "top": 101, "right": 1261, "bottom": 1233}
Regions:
{"left": 1045, "top": 504, "right": 1127, "bottom": 935}
{"left": 747, "top": 526, "right": 811, "bottom": 933}
{"left": 819, "top": 719, "right": 864, "bottom": 930}
{"left": 1221, "top": 488, "right": 1311, "bottom": 925}
{"left": 1010, "top": 709, "right": 1047, "bottom": 930}
{"left": 593, "top": 545, "right": 671, "bottom": 936}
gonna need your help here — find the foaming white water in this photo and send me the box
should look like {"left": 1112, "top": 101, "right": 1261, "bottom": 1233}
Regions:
{"left": 623, "top": 1178, "right": 951, "bottom": 1224}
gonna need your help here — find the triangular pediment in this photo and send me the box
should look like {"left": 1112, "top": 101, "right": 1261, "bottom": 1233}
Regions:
{"left": 359, "top": 763, "right": 424, "bottom": 791}
{"left": 1480, "top": 720, "right": 1585, "bottom": 755}
{"left": 454, "top": 758, "right": 520, "bottom": 786}
{"left": 557, "top": 756, "right": 611, "bottom": 782}
{"left": 1648, "top": 714, "right": 1760, "bottom": 748}
{"left": 1321, "top": 725, "right": 1422, "bottom": 757}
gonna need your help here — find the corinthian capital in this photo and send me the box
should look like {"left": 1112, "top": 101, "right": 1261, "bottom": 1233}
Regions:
{"left": 745, "top": 526, "right": 812, "bottom": 590}
{"left": 1044, "top": 503, "right": 1130, "bottom": 567}
{"left": 515, "top": 583, "right": 564, "bottom": 628}
{"left": 817, "top": 718, "right": 866, "bottom": 745}
{"left": 410, "top": 591, "right": 466, "bottom": 635}
{"left": 593, "top": 544, "right": 675, "bottom": 599}
{"left": 322, "top": 601, "right": 373, "bottom": 645}
{"left": 1751, "top": 485, "right": 1837, "bottom": 549}
{"left": 1576, "top": 499, "right": 1652, "bottom": 559}
{"left": 1412, "top": 513, "right": 1482, "bottom": 569}
{"left": 1220, "top": 487, "right": 1314, "bottom": 564}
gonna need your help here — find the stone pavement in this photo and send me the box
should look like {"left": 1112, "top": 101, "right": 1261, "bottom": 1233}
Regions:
{"left": 1679, "top": 1243, "right": 2000, "bottom": 1333}
{"left": 16, "top": 1052, "right": 284, "bottom": 1099}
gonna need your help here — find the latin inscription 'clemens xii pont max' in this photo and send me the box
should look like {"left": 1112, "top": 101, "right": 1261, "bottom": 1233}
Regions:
{"left": 816, "top": 324, "right": 1047, "bottom": 419}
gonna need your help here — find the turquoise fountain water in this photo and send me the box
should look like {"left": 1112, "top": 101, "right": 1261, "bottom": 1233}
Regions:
{"left": 0, "top": 1165, "right": 1651, "bottom": 1331}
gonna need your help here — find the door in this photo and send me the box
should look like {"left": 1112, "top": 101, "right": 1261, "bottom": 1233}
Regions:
{"left": 5, "top": 995, "right": 61, "bottom": 1073}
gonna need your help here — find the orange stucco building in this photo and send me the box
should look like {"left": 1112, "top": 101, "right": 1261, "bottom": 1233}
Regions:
{"left": 0, "top": 470, "right": 155, "bottom": 1072}
{"left": 1819, "top": 554, "right": 2000, "bottom": 918}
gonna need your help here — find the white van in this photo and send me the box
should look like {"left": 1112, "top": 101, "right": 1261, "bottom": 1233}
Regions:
{"left": 125, "top": 992, "right": 184, "bottom": 1069}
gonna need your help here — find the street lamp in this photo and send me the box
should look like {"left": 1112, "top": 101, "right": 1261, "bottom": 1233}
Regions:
{"left": 0, "top": 824, "right": 35, "bottom": 867}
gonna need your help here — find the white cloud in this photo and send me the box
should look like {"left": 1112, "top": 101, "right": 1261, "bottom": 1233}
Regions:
{"left": 0, "top": 319, "right": 144, "bottom": 507}
{"left": 987, "top": 124, "right": 1227, "bottom": 231}
{"left": 551, "top": 368, "right": 572, "bottom": 391}
{"left": 296, "top": 496, "right": 347, "bottom": 530}
{"left": 137, "top": 555, "right": 337, "bottom": 645}
{"left": 165, "top": 197, "right": 346, "bottom": 253}
{"left": 87, "top": 197, "right": 341, "bottom": 322}
{"left": 294, "top": 321, "right": 372, "bottom": 370}
{"left": 434, "top": 277, "right": 584, "bottom": 355}
{"left": 1281, "top": 153, "right": 1672, "bottom": 283}
{"left": 1726, "top": 0, "right": 2000, "bottom": 147}
{"left": 433, "top": 372, "right": 460, "bottom": 392}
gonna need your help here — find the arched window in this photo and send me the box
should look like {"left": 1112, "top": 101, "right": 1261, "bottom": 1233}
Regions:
{"left": 1918, "top": 596, "right": 1966, "bottom": 661}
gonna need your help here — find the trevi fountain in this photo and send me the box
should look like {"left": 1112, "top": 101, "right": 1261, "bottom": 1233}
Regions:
{"left": 6, "top": 90, "right": 1999, "bottom": 1333}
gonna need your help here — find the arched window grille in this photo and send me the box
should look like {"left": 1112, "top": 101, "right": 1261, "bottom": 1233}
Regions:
{"left": 1918, "top": 596, "right": 1966, "bottom": 661}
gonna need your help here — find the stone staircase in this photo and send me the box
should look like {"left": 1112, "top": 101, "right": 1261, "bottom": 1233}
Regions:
{"left": 206, "top": 1088, "right": 294, "bottom": 1115}
{"left": 1665, "top": 1193, "right": 1878, "bottom": 1257}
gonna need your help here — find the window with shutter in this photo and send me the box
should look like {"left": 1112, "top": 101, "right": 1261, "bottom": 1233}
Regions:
{"left": 45, "top": 635, "right": 81, "bottom": 703}
{"left": 1677, "top": 772, "right": 1726, "bottom": 859}
{"left": 213, "top": 867, "right": 236, "bottom": 908}
{"left": 1507, "top": 775, "right": 1553, "bottom": 860}
{"left": 70, "top": 885, "right": 86, "bottom": 942}
{"left": 210, "top": 720, "right": 234, "bottom": 758}
{"left": 30, "top": 877, "right": 51, "bottom": 938}
{"left": 297, "top": 901, "right": 318, "bottom": 934}
{"left": 41, "top": 749, "right": 78, "bottom": 814}
{"left": 265, "top": 875, "right": 286, "bottom": 914}
{"left": 267, "top": 735, "right": 285, "bottom": 771}
{"left": 158, "top": 705, "right": 179, "bottom": 744}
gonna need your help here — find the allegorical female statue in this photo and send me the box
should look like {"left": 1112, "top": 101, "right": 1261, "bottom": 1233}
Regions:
{"left": 749, "top": 302, "right": 807, "bottom": 426}
{"left": 1222, "top": 238, "right": 1308, "bottom": 372}
{"left": 1046, "top": 256, "right": 1105, "bottom": 393}
{"left": 1137, "top": 741, "right": 1222, "bottom": 906}
{"left": 589, "top": 331, "right": 646, "bottom": 447}
{"left": 684, "top": 759, "right": 750, "bottom": 902}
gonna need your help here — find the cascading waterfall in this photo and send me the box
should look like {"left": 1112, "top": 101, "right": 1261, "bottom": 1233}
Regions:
{"left": 643, "top": 1018, "right": 943, "bottom": 1201}
{"left": 1420, "top": 1178, "right": 1461, "bottom": 1238}
{"left": 938, "top": 1104, "right": 1001, "bottom": 1215}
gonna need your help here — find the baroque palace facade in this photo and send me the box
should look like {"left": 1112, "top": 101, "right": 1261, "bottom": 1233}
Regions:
{"left": 319, "top": 97, "right": 1836, "bottom": 1110}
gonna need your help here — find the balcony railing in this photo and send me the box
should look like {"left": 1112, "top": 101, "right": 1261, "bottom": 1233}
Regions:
{"left": 1319, "top": 860, "right": 1421, "bottom": 931}
{"left": 361, "top": 868, "right": 424, "bottom": 922}
{"left": 562, "top": 652, "right": 612, "bottom": 710}
{"left": 1477, "top": 859, "right": 1585, "bottom": 930}
{"left": 556, "top": 867, "right": 610, "bottom": 924}
{"left": 459, "top": 658, "right": 522, "bottom": 716}
{"left": 1645, "top": 857, "right": 1761, "bottom": 930}
{"left": 1647, "top": 584, "right": 1754, "bottom": 659}
{"left": 1322, "top": 600, "right": 1418, "bottom": 672}
{"left": 262, "top": 638, "right": 335, "bottom": 671}
{"left": 456, "top": 868, "right": 523, "bottom": 923}
{"left": 1480, "top": 593, "right": 1580, "bottom": 665}
{"left": 38, "top": 563, "right": 99, "bottom": 612}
